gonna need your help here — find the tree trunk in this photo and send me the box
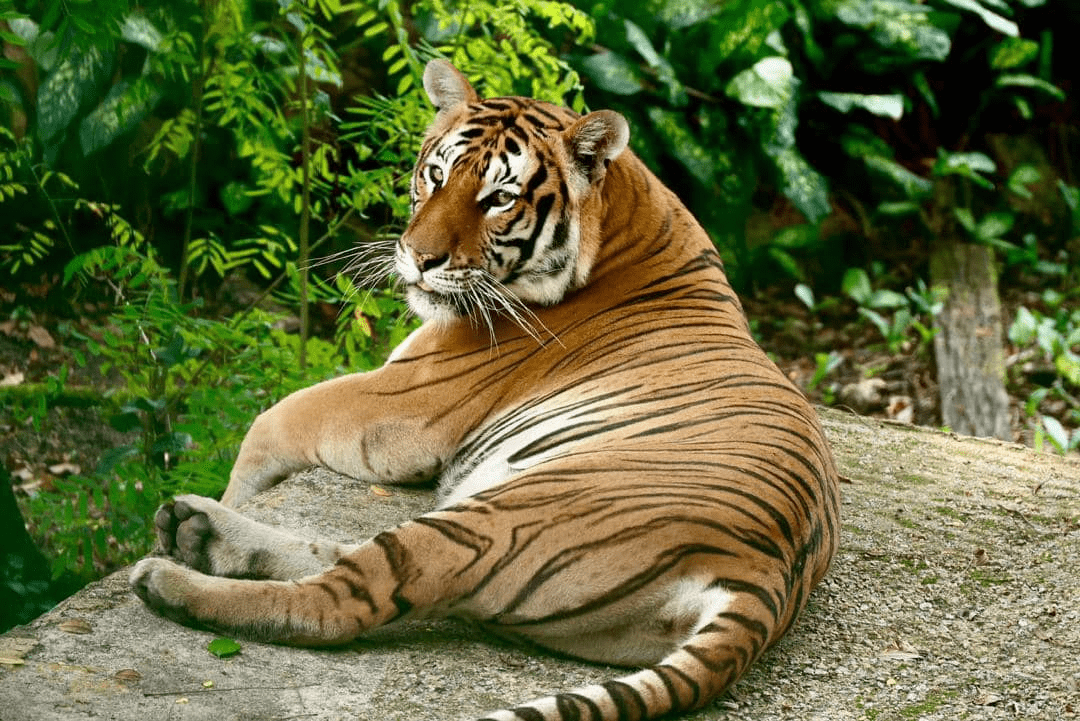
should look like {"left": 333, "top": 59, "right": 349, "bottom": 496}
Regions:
{"left": 930, "top": 237, "right": 1012, "bottom": 440}
{"left": 1, "top": 465, "right": 59, "bottom": 632}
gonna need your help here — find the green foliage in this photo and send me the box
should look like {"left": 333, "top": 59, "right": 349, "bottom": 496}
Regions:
{"left": 5, "top": 0, "right": 595, "bottom": 588}
{"left": 568, "top": 0, "right": 1072, "bottom": 294}
{"left": 839, "top": 268, "right": 943, "bottom": 354}
{"left": 1009, "top": 294, "right": 1080, "bottom": 455}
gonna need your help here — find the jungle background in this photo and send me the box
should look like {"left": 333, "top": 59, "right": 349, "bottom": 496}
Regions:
{"left": 0, "top": 0, "right": 1077, "bottom": 633}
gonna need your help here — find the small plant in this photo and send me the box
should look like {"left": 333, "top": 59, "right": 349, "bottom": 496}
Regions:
{"left": 841, "top": 268, "right": 941, "bottom": 354}
{"left": 808, "top": 351, "right": 844, "bottom": 404}
{"left": 1008, "top": 294, "right": 1080, "bottom": 456}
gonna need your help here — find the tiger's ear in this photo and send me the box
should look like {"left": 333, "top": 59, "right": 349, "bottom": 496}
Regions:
{"left": 423, "top": 60, "right": 479, "bottom": 114}
{"left": 562, "top": 110, "right": 630, "bottom": 184}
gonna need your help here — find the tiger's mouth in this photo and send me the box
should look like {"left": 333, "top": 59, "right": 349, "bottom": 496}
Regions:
{"left": 415, "top": 280, "right": 435, "bottom": 293}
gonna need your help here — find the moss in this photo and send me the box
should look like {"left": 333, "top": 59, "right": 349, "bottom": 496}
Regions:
{"left": 969, "top": 568, "right": 1011, "bottom": 587}
{"left": 933, "top": 505, "right": 966, "bottom": 520}
{"left": 900, "top": 689, "right": 960, "bottom": 717}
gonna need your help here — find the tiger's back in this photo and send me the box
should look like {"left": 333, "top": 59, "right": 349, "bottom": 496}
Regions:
{"left": 130, "top": 60, "right": 840, "bottom": 721}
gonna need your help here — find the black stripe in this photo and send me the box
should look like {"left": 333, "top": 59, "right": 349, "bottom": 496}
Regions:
{"left": 603, "top": 680, "right": 648, "bottom": 719}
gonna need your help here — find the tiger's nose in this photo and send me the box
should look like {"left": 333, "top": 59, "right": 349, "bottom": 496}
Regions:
{"left": 414, "top": 252, "right": 450, "bottom": 272}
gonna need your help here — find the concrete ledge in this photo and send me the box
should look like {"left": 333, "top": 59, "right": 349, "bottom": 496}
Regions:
{"left": 3, "top": 408, "right": 1079, "bottom": 720}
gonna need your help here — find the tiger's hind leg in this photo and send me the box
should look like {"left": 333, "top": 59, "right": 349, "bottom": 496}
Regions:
{"left": 152, "top": 494, "right": 359, "bottom": 581}
{"left": 477, "top": 591, "right": 772, "bottom": 721}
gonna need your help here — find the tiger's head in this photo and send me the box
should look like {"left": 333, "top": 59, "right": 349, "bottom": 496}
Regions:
{"left": 396, "top": 60, "right": 630, "bottom": 326}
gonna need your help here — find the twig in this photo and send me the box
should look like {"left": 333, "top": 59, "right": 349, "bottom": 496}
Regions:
{"left": 142, "top": 683, "right": 320, "bottom": 697}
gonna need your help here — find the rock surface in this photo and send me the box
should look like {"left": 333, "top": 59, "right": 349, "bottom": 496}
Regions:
{"left": 2, "top": 408, "right": 1079, "bottom": 721}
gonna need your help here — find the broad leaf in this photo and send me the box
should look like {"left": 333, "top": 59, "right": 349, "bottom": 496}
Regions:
{"left": 579, "top": 51, "right": 643, "bottom": 96}
{"left": 938, "top": 0, "right": 1018, "bottom": 37}
{"left": 37, "top": 45, "right": 112, "bottom": 143}
{"left": 725, "top": 57, "right": 794, "bottom": 109}
{"left": 120, "top": 13, "right": 162, "bottom": 51}
{"left": 818, "top": 92, "right": 904, "bottom": 120}
{"left": 79, "top": 80, "right": 162, "bottom": 156}
{"left": 863, "top": 156, "right": 933, "bottom": 198}
{"left": 207, "top": 638, "right": 242, "bottom": 658}
{"left": 990, "top": 37, "right": 1039, "bottom": 70}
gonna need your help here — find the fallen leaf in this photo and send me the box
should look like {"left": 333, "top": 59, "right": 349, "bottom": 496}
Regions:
{"left": 58, "top": 618, "right": 93, "bottom": 635}
{"left": 47, "top": 462, "right": 81, "bottom": 476}
{"left": 0, "top": 657, "right": 25, "bottom": 666}
{"left": 0, "top": 320, "right": 15, "bottom": 336}
{"left": 11, "top": 466, "right": 34, "bottom": 483}
{"left": 27, "top": 325, "right": 55, "bottom": 349}
{"left": 370, "top": 484, "right": 393, "bottom": 497}
{"left": 974, "top": 693, "right": 1005, "bottom": 706}
{"left": 0, "top": 371, "right": 24, "bottom": 387}
{"left": 0, "top": 637, "right": 36, "bottom": 660}
{"left": 114, "top": 669, "right": 142, "bottom": 683}
{"left": 879, "top": 638, "right": 922, "bottom": 661}
{"left": 207, "top": 637, "right": 241, "bottom": 658}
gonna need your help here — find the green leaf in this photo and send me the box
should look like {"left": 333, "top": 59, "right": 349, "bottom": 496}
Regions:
{"left": 79, "top": 80, "right": 162, "bottom": 156}
{"left": 937, "top": 0, "right": 1018, "bottom": 37}
{"left": 623, "top": 19, "right": 662, "bottom": 68}
{"left": 953, "top": 207, "right": 976, "bottom": 232}
{"left": 121, "top": 13, "right": 163, "bottom": 51}
{"left": 842, "top": 267, "right": 873, "bottom": 306}
{"left": 818, "top": 92, "right": 904, "bottom": 120}
{"left": 990, "top": 37, "right": 1039, "bottom": 70}
{"left": 221, "top": 182, "right": 254, "bottom": 216}
{"left": 95, "top": 444, "right": 139, "bottom": 474}
{"left": 771, "top": 146, "right": 830, "bottom": 223}
{"left": 835, "top": 0, "right": 951, "bottom": 64}
{"left": 794, "top": 283, "right": 815, "bottom": 310}
{"left": 207, "top": 638, "right": 242, "bottom": 658}
{"left": 1055, "top": 353, "right": 1080, "bottom": 387}
{"left": 1007, "top": 164, "right": 1040, "bottom": 199}
{"left": 1042, "top": 415, "right": 1069, "bottom": 452}
{"left": 657, "top": 0, "right": 724, "bottom": 29}
{"left": 934, "top": 151, "right": 996, "bottom": 189}
{"left": 863, "top": 156, "right": 933, "bottom": 198}
{"left": 876, "top": 201, "right": 921, "bottom": 216}
{"left": 725, "top": 57, "right": 794, "bottom": 109}
{"left": 645, "top": 108, "right": 715, "bottom": 185}
{"left": 579, "top": 51, "right": 643, "bottom": 96}
{"left": 37, "top": 45, "right": 111, "bottom": 143}
{"left": 996, "top": 74, "right": 1066, "bottom": 101}
{"left": 623, "top": 19, "right": 686, "bottom": 106}
{"left": 975, "top": 211, "right": 1014, "bottom": 241}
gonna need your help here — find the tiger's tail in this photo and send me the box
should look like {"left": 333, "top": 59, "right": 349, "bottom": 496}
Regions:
{"left": 477, "top": 599, "right": 770, "bottom": 721}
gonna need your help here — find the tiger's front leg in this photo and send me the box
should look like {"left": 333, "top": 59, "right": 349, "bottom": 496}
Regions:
{"left": 218, "top": 324, "right": 504, "bottom": 508}
{"left": 130, "top": 515, "right": 479, "bottom": 645}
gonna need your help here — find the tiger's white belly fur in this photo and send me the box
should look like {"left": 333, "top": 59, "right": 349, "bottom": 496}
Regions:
{"left": 437, "top": 399, "right": 583, "bottom": 508}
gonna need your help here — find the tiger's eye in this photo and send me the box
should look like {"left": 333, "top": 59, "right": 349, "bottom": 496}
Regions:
{"left": 427, "top": 165, "right": 444, "bottom": 187}
{"left": 489, "top": 190, "right": 517, "bottom": 208}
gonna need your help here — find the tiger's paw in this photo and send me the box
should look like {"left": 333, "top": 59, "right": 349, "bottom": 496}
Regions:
{"left": 153, "top": 494, "right": 264, "bottom": 578}
{"left": 129, "top": 557, "right": 203, "bottom": 625}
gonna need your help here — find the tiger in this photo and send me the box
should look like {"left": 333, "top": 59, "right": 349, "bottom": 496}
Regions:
{"left": 130, "top": 59, "right": 840, "bottom": 721}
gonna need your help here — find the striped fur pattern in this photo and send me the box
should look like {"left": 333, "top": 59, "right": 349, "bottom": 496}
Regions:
{"left": 130, "top": 60, "right": 840, "bottom": 720}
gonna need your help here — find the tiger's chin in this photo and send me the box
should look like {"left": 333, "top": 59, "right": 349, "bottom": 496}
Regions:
{"left": 405, "top": 284, "right": 467, "bottom": 326}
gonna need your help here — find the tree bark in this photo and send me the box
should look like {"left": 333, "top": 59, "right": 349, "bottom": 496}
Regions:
{"left": 930, "top": 237, "right": 1012, "bottom": 440}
